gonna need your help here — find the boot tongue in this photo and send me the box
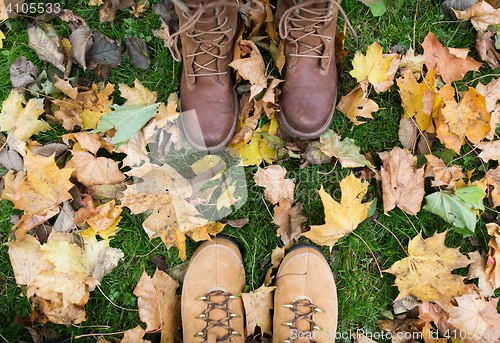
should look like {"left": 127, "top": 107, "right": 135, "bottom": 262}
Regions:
{"left": 290, "top": 0, "right": 330, "bottom": 57}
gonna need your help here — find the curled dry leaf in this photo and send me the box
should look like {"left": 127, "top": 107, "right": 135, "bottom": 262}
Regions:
{"left": 10, "top": 55, "right": 38, "bottom": 89}
{"left": 425, "top": 155, "right": 464, "bottom": 188}
{"left": 485, "top": 223, "right": 500, "bottom": 292}
{"left": 385, "top": 231, "right": 472, "bottom": 302}
{"left": 303, "top": 174, "right": 373, "bottom": 251}
{"left": 453, "top": 1, "right": 500, "bottom": 31}
{"left": 467, "top": 251, "right": 495, "bottom": 297}
{"left": 242, "top": 285, "right": 276, "bottom": 337}
{"left": 336, "top": 84, "right": 379, "bottom": 125}
{"left": 27, "top": 24, "right": 65, "bottom": 73}
{"left": 422, "top": 31, "right": 481, "bottom": 83}
{"left": 476, "top": 30, "right": 500, "bottom": 70}
{"left": 381, "top": 147, "right": 425, "bottom": 216}
{"left": 273, "top": 199, "right": 306, "bottom": 246}
{"left": 264, "top": 246, "right": 285, "bottom": 286}
{"left": 69, "top": 26, "right": 94, "bottom": 70}
{"left": 229, "top": 40, "right": 267, "bottom": 99}
{"left": 254, "top": 165, "right": 295, "bottom": 205}
{"left": 125, "top": 37, "right": 151, "bottom": 70}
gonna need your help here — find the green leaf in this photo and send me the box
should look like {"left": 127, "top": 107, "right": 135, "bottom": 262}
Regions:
{"left": 423, "top": 191, "right": 476, "bottom": 237}
{"left": 455, "top": 185, "right": 485, "bottom": 211}
{"left": 93, "top": 103, "right": 160, "bottom": 148}
{"left": 319, "top": 129, "right": 374, "bottom": 169}
{"left": 365, "top": 0, "right": 390, "bottom": 17}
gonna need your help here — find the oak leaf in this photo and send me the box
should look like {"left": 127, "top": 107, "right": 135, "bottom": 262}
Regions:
{"left": 242, "top": 285, "right": 276, "bottom": 337}
{"left": 302, "top": 173, "right": 373, "bottom": 251}
{"left": 0, "top": 90, "right": 50, "bottom": 156}
{"left": 254, "top": 165, "right": 295, "bottom": 204}
{"left": 385, "top": 231, "right": 472, "bottom": 302}
{"left": 273, "top": 199, "right": 306, "bottom": 246}
{"left": 65, "top": 150, "right": 125, "bottom": 187}
{"left": 453, "top": 1, "right": 500, "bottom": 31}
{"left": 336, "top": 84, "right": 379, "bottom": 125}
{"left": 381, "top": 147, "right": 425, "bottom": 215}
{"left": 133, "top": 269, "right": 180, "bottom": 342}
{"left": 422, "top": 31, "right": 481, "bottom": 83}
{"left": 349, "top": 42, "right": 395, "bottom": 88}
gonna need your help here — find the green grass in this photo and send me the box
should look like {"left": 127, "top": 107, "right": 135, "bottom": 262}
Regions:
{"left": 1, "top": 0, "right": 500, "bottom": 341}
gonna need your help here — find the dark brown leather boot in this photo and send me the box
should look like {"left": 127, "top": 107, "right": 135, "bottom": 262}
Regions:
{"left": 169, "top": 0, "right": 240, "bottom": 153}
{"left": 277, "top": 0, "right": 339, "bottom": 139}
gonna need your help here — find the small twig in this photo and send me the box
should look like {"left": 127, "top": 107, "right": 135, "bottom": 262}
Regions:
{"left": 0, "top": 333, "right": 9, "bottom": 343}
{"left": 96, "top": 285, "right": 139, "bottom": 312}
{"left": 431, "top": 20, "right": 462, "bottom": 24}
{"left": 136, "top": 242, "right": 162, "bottom": 257}
{"left": 485, "top": 205, "right": 500, "bottom": 214}
{"left": 352, "top": 232, "right": 383, "bottom": 278}
{"left": 374, "top": 219, "right": 409, "bottom": 256}
{"left": 464, "top": 137, "right": 489, "bottom": 198}
{"left": 75, "top": 331, "right": 129, "bottom": 339}
{"left": 262, "top": 193, "right": 274, "bottom": 222}
{"left": 71, "top": 324, "right": 111, "bottom": 329}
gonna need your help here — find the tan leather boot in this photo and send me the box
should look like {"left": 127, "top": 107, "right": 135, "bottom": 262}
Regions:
{"left": 277, "top": 0, "right": 340, "bottom": 139}
{"left": 182, "top": 237, "right": 246, "bottom": 343}
{"left": 273, "top": 245, "right": 338, "bottom": 343}
{"left": 168, "top": 0, "right": 240, "bottom": 153}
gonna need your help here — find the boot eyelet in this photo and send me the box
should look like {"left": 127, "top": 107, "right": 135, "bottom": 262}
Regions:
{"left": 326, "top": 36, "right": 332, "bottom": 42}
{"left": 228, "top": 24, "right": 233, "bottom": 31}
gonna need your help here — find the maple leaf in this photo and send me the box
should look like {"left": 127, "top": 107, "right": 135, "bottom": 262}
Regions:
{"left": 385, "top": 231, "right": 472, "bottom": 302}
{"left": 381, "top": 147, "right": 425, "bottom": 216}
{"left": 425, "top": 155, "right": 464, "bottom": 188}
{"left": 121, "top": 326, "right": 152, "bottom": 343}
{"left": 467, "top": 251, "right": 495, "bottom": 298}
{"left": 65, "top": 150, "right": 125, "bottom": 187}
{"left": 264, "top": 246, "right": 285, "bottom": 286}
{"left": 119, "top": 79, "right": 158, "bottom": 105}
{"left": 302, "top": 173, "right": 373, "bottom": 251}
{"left": 230, "top": 40, "right": 267, "bottom": 99}
{"left": 62, "top": 132, "right": 103, "bottom": 155}
{"left": 453, "top": 1, "right": 500, "bottom": 31}
{"left": 349, "top": 42, "right": 395, "bottom": 89}
{"left": 435, "top": 85, "right": 490, "bottom": 153}
{"left": 438, "top": 292, "right": 500, "bottom": 342}
{"left": 82, "top": 200, "right": 122, "bottom": 240}
{"left": 133, "top": 269, "right": 180, "bottom": 342}
{"left": 241, "top": 285, "right": 276, "bottom": 336}
{"left": 422, "top": 32, "right": 482, "bottom": 83}
{"left": 254, "top": 165, "right": 295, "bottom": 204}
{"left": 319, "top": 129, "right": 374, "bottom": 168}
{"left": 238, "top": 127, "right": 277, "bottom": 166}
{"left": 0, "top": 90, "right": 50, "bottom": 156}
{"left": 33, "top": 296, "right": 87, "bottom": 325}
{"left": 399, "top": 47, "right": 427, "bottom": 79}
{"left": 475, "top": 77, "right": 500, "bottom": 113}
{"left": 336, "top": 84, "right": 379, "bottom": 125}
{"left": 273, "top": 199, "right": 307, "bottom": 246}
{"left": 12, "top": 152, "right": 74, "bottom": 240}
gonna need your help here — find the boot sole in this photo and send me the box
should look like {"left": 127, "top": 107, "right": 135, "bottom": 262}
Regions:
{"left": 278, "top": 92, "right": 337, "bottom": 140}
{"left": 181, "top": 89, "right": 239, "bottom": 154}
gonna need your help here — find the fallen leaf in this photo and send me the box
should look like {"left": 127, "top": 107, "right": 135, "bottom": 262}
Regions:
{"left": 99, "top": 0, "right": 134, "bottom": 22}
{"left": 373, "top": 53, "right": 400, "bottom": 93}
{"left": 133, "top": 269, "right": 180, "bottom": 342}
{"left": 425, "top": 155, "right": 464, "bottom": 188}
{"left": 119, "top": 79, "right": 157, "bottom": 105}
{"left": 66, "top": 150, "right": 125, "bottom": 187}
{"left": 125, "top": 37, "right": 150, "bottom": 70}
{"left": 121, "top": 326, "right": 152, "bottom": 343}
{"left": 273, "top": 199, "right": 306, "bottom": 245}
{"left": 10, "top": 56, "right": 38, "bottom": 89}
{"left": 399, "top": 47, "right": 427, "bottom": 79}
{"left": 485, "top": 223, "right": 500, "bottom": 291}
{"left": 264, "top": 246, "right": 285, "bottom": 286}
{"left": 254, "top": 165, "right": 295, "bottom": 204}
{"left": 27, "top": 24, "right": 65, "bottom": 73}
{"left": 349, "top": 42, "right": 395, "bottom": 87}
{"left": 53, "top": 201, "right": 76, "bottom": 233}
{"left": 0, "top": 90, "right": 50, "bottom": 156}
{"left": 302, "top": 173, "right": 373, "bottom": 250}
{"left": 476, "top": 30, "right": 500, "bottom": 70}
{"left": 385, "top": 231, "right": 472, "bottom": 302}
{"left": 69, "top": 26, "right": 94, "bottom": 71}
{"left": 242, "top": 285, "right": 276, "bottom": 336}
{"left": 319, "top": 129, "right": 374, "bottom": 168}
{"left": 475, "top": 77, "right": 500, "bottom": 112}
{"left": 422, "top": 31, "right": 481, "bottom": 82}
{"left": 0, "top": 146, "right": 24, "bottom": 171}
{"left": 467, "top": 251, "right": 495, "bottom": 297}
{"left": 87, "top": 30, "right": 122, "bottom": 68}
{"left": 238, "top": 128, "right": 276, "bottom": 166}
{"left": 230, "top": 40, "right": 267, "bottom": 99}
{"left": 453, "top": 1, "right": 500, "bottom": 30}
{"left": 336, "top": 84, "right": 379, "bottom": 125}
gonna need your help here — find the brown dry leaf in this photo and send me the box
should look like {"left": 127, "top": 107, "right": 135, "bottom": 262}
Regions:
{"left": 373, "top": 53, "right": 401, "bottom": 93}
{"left": 230, "top": 40, "right": 267, "bottom": 99}
{"left": 435, "top": 84, "right": 490, "bottom": 153}
{"left": 121, "top": 326, "right": 152, "bottom": 343}
{"left": 5, "top": 234, "right": 54, "bottom": 298}
{"left": 254, "top": 165, "right": 295, "bottom": 205}
{"left": 269, "top": 40, "right": 285, "bottom": 74}
{"left": 478, "top": 140, "right": 500, "bottom": 161}
{"left": 133, "top": 269, "right": 180, "bottom": 342}
{"left": 453, "top": 1, "right": 500, "bottom": 30}
{"left": 484, "top": 165, "right": 500, "bottom": 207}
{"left": 12, "top": 152, "right": 74, "bottom": 240}
{"left": 117, "top": 119, "right": 155, "bottom": 167}
{"left": 119, "top": 79, "right": 157, "bottom": 105}
{"left": 302, "top": 173, "right": 373, "bottom": 251}
{"left": 422, "top": 31, "right": 482, "bottom": 83}
{"left": 385, "top": 231, "right": 472, "bottom": 302}
{"left": 475, "top": 77, "right": 500, "bottom": 112}
{"left": 334, "top": 23, "right": 349, "bottom": 74}
{"left": 485, "top": 223, "right": 500, "bottom": 291}
{"left": 66, "top": 150, "right": 125, "bottom": 187}
{"left": 336, "top": 84, "right": 379, "bottom": 125}
{"left": 100, "top": 0, "right": 134, "bottom": 22}
{"left": 438, "top": 292, "right": 500, "bottom": 342}
{"left": 85, "top": 200, "right": 122, "bottom": 236}
{"left": 399, "top": 47, "right": 428, "bottom": 80}
{"left": 467, "top": 251, "right": 495, "bottom": 298}
{"left": 33, "top": 296, "right": 87, "bottom": 325}
{"left": 242, "top": 285, "right": 276, "bottom": 337}
{"left": 228, "top": 93, "right": 262, "bottom": 149}
{"left": 273, "top": 199, "right": 306, "bottom": 246}
{"left": 477, "top": 30, "right": 500, "bottom": 70}
{"left": 62, "top": 132, "right": 103, "bottom": 155}
{"left": 381, "top": 147, "right": 425, "bottom": 216}
{"left": 264, "top": 246, "right": 285, "bottom": 286}
{"left": 0, "top": 90, "right": 50, "bottom": 156}
{"left": 425, "top": 155, "right": 464, "bottom": 188}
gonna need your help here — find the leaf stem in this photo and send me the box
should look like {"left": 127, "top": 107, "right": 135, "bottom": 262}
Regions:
{"left": 96, "top": 285, "right": 139, "bottom": 312}
{"left": 374, "top": 219, "right": 409, "bottom": 256}
{"left": 351, "top": 232, "right": 383, "bottom": 278}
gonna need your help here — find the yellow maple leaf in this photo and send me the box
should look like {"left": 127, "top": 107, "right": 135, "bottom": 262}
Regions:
{"left": 0, "top": 30, "right": 6, "bottom": 48}
{"left": 238, "top": 128, "right": 276, "bottom": 166}
{"left": 0, "top": 90, "right": 50, "bottom": 156}
{"left": 349, "top": 42, "right": 395, "bottom": 86}
{"left": 119, "top": 79, "right": 157, "bottom": 105}
{"left": 385, "top": 231, "right": 472, "bottom": 302}
{"left": 336, "top": 84, "right": 379, "bottom": 125}
{"left": 302, "top": 173, "right": 373, "bottom": 251}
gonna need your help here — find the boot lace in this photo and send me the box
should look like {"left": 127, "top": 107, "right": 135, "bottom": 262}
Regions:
{"left": 278, "top": 0, "right": 383, "bottom": 58}
{"left": 167, "top": 0, "right": 264, "bottom": 77}
{"left": 280, "top": 299, "right": 325, "bottom": 343}
{"left": 194, "top": 289, "right": 242, "bottom": 342}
